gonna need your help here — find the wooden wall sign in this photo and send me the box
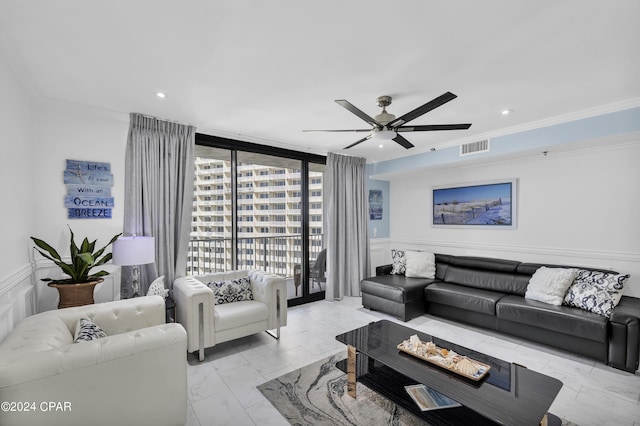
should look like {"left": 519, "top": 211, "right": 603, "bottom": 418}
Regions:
{"left": 64, "top": 159, "right": 114, "bottom": 219}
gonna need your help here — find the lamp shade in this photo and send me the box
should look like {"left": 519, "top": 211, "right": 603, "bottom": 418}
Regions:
{"left": 112, "top": 236, "right": 155, "bottom": 266}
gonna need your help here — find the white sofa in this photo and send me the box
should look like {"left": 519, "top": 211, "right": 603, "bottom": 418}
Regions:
{"left": 173, "top": 270, "right": 287, "bottom": 361}
{"left": 0, "top": 296, "right": 187, "bottom": 426}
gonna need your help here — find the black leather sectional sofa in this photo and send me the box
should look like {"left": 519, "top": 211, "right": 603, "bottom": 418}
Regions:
{"left": 360, "top": 254, "right": 640, "bottom": 372}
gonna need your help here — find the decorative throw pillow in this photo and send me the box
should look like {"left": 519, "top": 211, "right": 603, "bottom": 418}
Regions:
{"left": 404, "top": 251, "right": 436, "bottom": 279}
{"left": 207, "top": 277, "right": 254, "bottom": 304}
{"left": 563, "top": 269, "right": 629, "bottom": 318}
{"left": 147, "top": 275, "right": 168, "bottom": 298}
{"left": 525, "top": 267, "right": 577, "bottom": 306}
{"left": 73, "top": 318, "right": 108, "bottom": 343}
{"left": 390, "top": 249, "right": 407, "bottom": 275}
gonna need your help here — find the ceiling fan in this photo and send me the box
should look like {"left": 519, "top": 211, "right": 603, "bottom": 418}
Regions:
{"left": 304, "top": 92, "right": 471, "bottom": 149}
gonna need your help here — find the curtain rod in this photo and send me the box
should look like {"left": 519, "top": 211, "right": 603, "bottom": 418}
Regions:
{"left": 130, "top": 112, "right": 196, "bottom": 128}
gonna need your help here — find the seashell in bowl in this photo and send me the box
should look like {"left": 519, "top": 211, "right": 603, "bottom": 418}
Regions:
{"left": 454, "top": 357, "right": 481, "bottom": 376}
{"left": 425, "top": 341, "right": 438, "bottom": 355}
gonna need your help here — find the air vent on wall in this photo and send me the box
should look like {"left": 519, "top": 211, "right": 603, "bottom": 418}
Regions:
{"left": 460, "top": 139, "right": 490, "bottom": 156}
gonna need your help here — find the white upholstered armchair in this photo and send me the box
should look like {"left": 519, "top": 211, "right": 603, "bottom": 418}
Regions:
{"left": 0, "top": 296, "right": 187, "bottom": 426}
{"left": 173, "top": 269, "right": 287, "bottom": 361}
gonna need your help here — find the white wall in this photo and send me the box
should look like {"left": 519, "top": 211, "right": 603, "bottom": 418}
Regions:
{"left": 0, "top": 50, "right": 36, "bottom": 339}
{"left": 384, "top": 141, "right": 640, "bottom": 297}
{"left": 0, "top": 50, "right": 130, "bottom": 334}
{"left": 30, "top": 101, "right": 129, "bottom": 311}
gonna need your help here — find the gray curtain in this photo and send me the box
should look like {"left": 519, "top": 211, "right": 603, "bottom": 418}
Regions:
{"left": 324, "top": 152, "right": 370, "bottom": 300}
{"left": 122, "top": 113, "right": 195, "bottom": 298}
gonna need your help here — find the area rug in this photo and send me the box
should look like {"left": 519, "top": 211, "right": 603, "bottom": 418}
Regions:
{"left": 257, "top": 352, "right": 424, "bottom": 425}
{"left": 257, "top": 353, "right": 579, "bottom": 426}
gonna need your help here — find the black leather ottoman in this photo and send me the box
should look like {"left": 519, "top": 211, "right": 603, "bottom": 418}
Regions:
{"left": 360, "top": 274, "right": 435, "bottom": 321}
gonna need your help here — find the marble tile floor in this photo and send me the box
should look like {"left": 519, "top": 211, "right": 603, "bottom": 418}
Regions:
{"left": 185, "top": 297, "right": 640, "bottom": 426}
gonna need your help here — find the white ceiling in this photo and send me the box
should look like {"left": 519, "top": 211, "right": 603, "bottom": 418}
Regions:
{"left": 1, "top": 0, "right": 639, "bottom": 163}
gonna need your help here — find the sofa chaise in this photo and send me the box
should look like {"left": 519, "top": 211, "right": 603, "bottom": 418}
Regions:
{"left": 360, "top": 253, "right": 640, "bottom": 373}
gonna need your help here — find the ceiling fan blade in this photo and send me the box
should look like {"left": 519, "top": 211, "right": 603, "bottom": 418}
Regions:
{"left": 397, "top": 123, "right": 472, "bottom": 132}
{"left": 335, "top": 100, "right": 382, "bottom": 128}
{"left": 387, "top": 92, "right": 458, "bottom": 128}
{"left": 392, "top": 134, "right": 414, "bottom": 149}
{"left": 302, "top": 129, "right": 371, "bottom": 133}
{"left": 344, "top": 134, "right": 372, "bottom": 149}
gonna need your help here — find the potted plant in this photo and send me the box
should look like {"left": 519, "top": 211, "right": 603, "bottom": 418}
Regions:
{"left": 31, "top": 226, "right": 122, "bottom": 309}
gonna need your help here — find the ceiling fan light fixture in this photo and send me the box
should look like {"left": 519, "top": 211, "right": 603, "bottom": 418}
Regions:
{"left": 372, "top": 128, "right": 396, "bottom": 140}
{"left": 318, "top": 92, "right": 471, "bottom": 150}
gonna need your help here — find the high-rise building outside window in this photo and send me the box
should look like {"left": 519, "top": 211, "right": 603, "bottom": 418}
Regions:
{"left": 189, "top": 139, "right": 325, "bottom": 305}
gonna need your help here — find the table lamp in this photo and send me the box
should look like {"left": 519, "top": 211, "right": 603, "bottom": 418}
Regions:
{"left": 112, "top": 235, "right": 155, "bottom": 297}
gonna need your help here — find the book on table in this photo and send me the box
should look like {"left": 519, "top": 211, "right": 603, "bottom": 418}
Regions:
{"left": 405, "top": 384, "right": 461, "bottom": 411}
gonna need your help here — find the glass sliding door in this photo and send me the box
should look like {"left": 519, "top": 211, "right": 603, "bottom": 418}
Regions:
{"left": 308, "top": 163, "right": 325, "bottom": 295}
{"left": 188, "top": 145, "right": 232, "bottom": 275}
{"left": 187, "top": 134, "right": 326, "bottom": 306}
{"left": 236, "top": 152, "right": 304, "bottom": 300}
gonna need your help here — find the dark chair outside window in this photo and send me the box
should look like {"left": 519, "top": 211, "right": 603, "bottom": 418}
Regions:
{"left": 309, "top": 248, "right": 327, "bottom": 290}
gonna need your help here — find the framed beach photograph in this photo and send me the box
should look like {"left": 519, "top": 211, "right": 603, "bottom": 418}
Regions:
{"left": 369, "top": 189, "right": 383, "bottom": 220}
{"left": 432, "top": 179, "right": 517, "bottom": 228}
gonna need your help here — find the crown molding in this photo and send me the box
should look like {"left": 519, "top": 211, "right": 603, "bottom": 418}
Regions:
{"left": 378, "top": 98, "right": 640, "bottom": 162}
{"left": 406, "top": 133, "right": 640, "bottom": 177}
{"left": 34, "top": 97, "right": 130, "bottom": 122}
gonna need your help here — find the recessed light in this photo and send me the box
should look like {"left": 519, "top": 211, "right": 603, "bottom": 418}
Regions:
{"left": 378, "top": 144, "right": 384, "bottom": 148}
{"left": 501, "top": 109, "right": 513, "bottom": 115}
{"left": 156, "top": 92, "right": 166, "bottom": 99}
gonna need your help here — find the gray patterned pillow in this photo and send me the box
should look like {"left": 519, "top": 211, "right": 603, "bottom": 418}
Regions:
{"left": 147, "top": 275, "right": 168, "bottom": 298}
{"left": 74, "top": 318, "right": 108, "bottom": 343}
{"left": 390, "top": 249, "right": 406, "bottom": 275}
{"left": 563, "top": 270, "right": 629, "bottom": 317}
{"left": 208, "top": 277, "right": 254, "bottom": 304}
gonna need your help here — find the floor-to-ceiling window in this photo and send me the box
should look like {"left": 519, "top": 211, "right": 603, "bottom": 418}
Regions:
{"left": 187, "top": 134, "right": 326, "bottom": 306}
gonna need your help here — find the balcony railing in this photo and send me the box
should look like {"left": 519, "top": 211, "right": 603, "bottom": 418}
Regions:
{"left": 187, "top": 234, "right": 324, "bottom": 277}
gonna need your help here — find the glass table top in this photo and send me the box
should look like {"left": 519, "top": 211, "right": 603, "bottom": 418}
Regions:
{"left": 336, "top": 320, "right": 563, "bottom": 426}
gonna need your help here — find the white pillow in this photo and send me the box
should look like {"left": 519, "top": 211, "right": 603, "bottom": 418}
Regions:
{"left": 404, "top": 251, "right": 436, "bottom": 279}
{"left": 525, "top": 267, "right": 576, "bottom": 306}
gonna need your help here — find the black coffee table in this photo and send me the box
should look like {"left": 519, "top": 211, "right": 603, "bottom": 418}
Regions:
{"left": 335, "top": 320, "right": 563, "bottom": 426}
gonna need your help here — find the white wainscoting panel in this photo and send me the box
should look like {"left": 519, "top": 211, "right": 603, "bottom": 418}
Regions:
{"left": 0, "top": 304, "right": 13, "bottom": 343}
{"left": 0, "top": 264, "right": 35, "bottom": 342}
{"left": 386, "top": 238, "right": 640, "bottom": 298}
{"left": 0, "top": 261, "right": 123, "bottom": 341}
{"left": 34, "top": 260, "right": 121, "bottom": 313}
{"left": 369, "top": 240, "right": 389, "bottom": 276}
{"left": 370, "top": 239, "right": 391, "bottom": 271}
{"left": 94, "top": 273, "right": 121, "bottom": 303}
